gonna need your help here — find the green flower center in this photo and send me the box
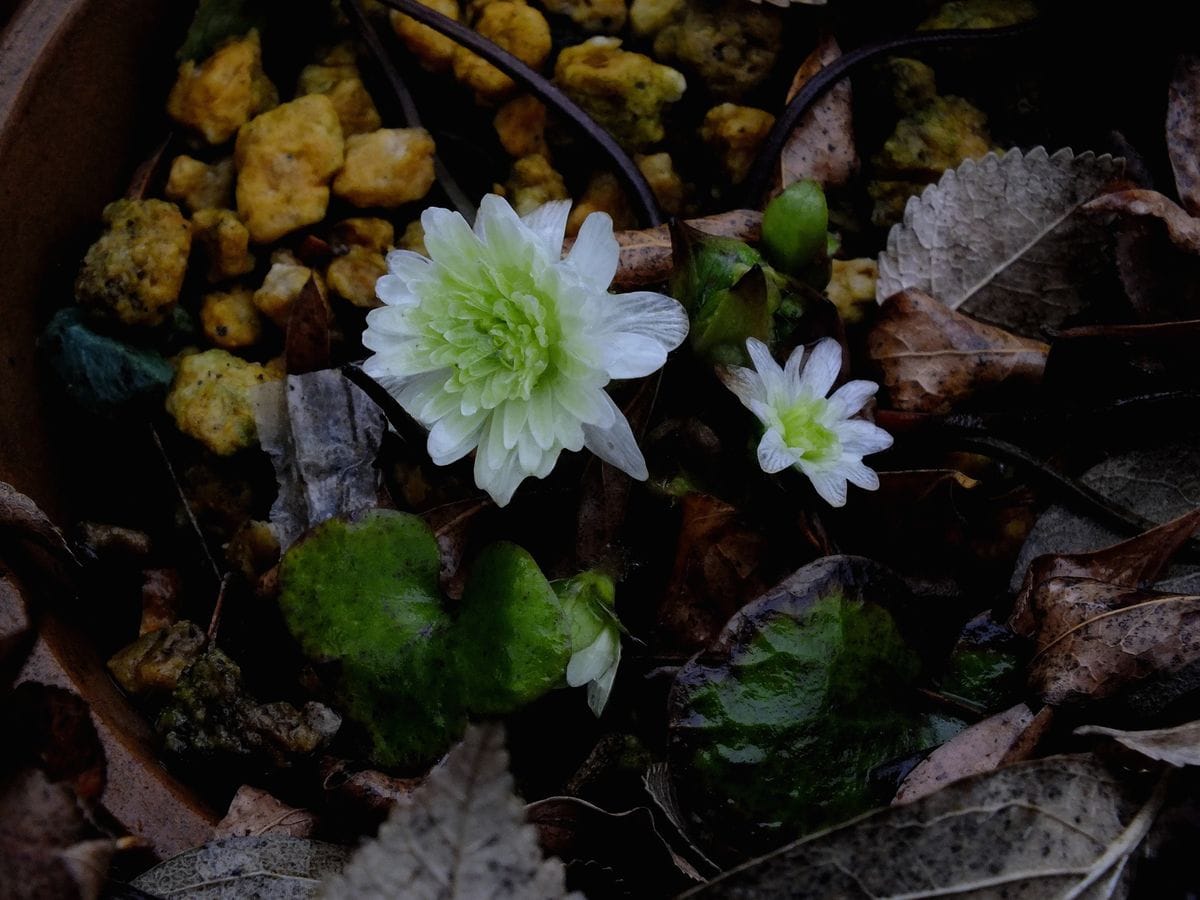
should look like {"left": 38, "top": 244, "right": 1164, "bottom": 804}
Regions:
{"left": 776, "top": 397, "right": 838, "bottom": 462}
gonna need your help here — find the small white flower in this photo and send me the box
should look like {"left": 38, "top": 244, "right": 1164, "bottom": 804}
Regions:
{"left": 560, "top": 572, "right": 622, "bottom": 717}
{"left": 719, "top": 337, "right": 893, "bottom": 507}
{"left": 362, "top": 195, "right": 689, "bottom": 506}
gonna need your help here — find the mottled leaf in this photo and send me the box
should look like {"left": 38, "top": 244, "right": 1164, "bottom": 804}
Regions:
{"left": 319, "top": 724, "right": 575, "bottom": 899}
{"left": 215, "top": 786, "right": 318, "bottom": 839}
{"left": 682, "top": 756, "right": 1166, "bottom": 899}
{"left": 1086, "top": 189, "right": 1200, "bottom": 253}
{"left": 868, "top": 289, "right": 1048, "bottom": 413}
{"left": 876, "top": 147, "right": 1123, "bottom": 337}
{"left": 132, "top": 836, "right": 349, "bottom": 899}
{"left": 1168, "top": 55, "right": 1200, "bottom": 216}
{"left": 778, "top": 36, "right": 856, "bottom": 191}
{"left": 285, "top": 276, "right": 331, "bottom": 376}
{"left": 1077, "top": 720, "right": 1200, "bottom": 767}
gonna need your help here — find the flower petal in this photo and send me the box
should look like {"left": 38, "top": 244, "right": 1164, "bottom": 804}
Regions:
{"left": 474, "top": 447, "right": 527, "bottom": 507}
{"left": 805, "top": 466, "right": 848, "bottom": 507}
{"left": 566, "top": 212, "right": 619, "bottom": 288}
{"left": 798, "top": 338, "right": 842, "bottom": 399}
{"left": 427, "top": 410, "right": 486, "bottom": 465}
{"left": 746, "top": 338, "right": 785, "bottom": 399}
{"left": 717, "top": 364, "right": 766, "bottom": 412}
{"left": 384, "top": 249, "right": 432, "bottom": 283}
{"left": 827, "top": 380, "right": 878, "bottom": 419}
{"left": 421, "top": 206, "right": 480, "bottom": 278}
{"left": 361, "top": 342, "right": 438, "bottom": 378}
{"left": 522, "top": 199, "right": 572, "bottom": 256}
{"left": 582, "top": 392, "right": 649, "bottom": 480}
{"left": 587, "top": 658, "right": 618, "bottom": 717}
{"left": 566, "top": 627, "right": 617, "bottom": 687}
{"left": 841, "top": 458, "right": 881, "bottom": 491}
{"left": 837, "top": 419, "right": 894, "bottom": 456}
{"left": 601, "top": 332, "right": 669, "bottom": 379}
{"left": 598, "top": 290, "right": 689, "bottom": 351}
{"left": 757, "top": 428, "right": 796, "bottom": 474}
{"left": 555, "top": 380, "right": 614, "bottom": 428}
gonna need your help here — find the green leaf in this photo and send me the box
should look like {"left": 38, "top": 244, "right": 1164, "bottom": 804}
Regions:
{"left": 39, "top": 308, "right": 174, "bottom": 416}
{"left": 450, "top": 543, "right": 572, "bottom": 714}
{"left": 691, "top": 265, "right": 776, "bottom": 366}
{"left": 278, "top": 512, "right": 582, "bottom": 766}
{"left": 178, "top": 0, "right": 265, "bottom": 62}
{"left": 667, "top": 556, "right": 943, "bottom": 856}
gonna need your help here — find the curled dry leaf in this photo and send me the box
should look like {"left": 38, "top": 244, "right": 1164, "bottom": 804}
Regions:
{"left": 215, "top": 786, "right": 318, "bottom": 839}
{"left": 0, "top": 480, "right": 79, "bottom": 573}
{"left": 893, "top": 703, "right": 1052, "bottom": 804}
{"left": 1077, "top": 720, "right": 1200, "bottom": 767}
{"left": 876, "top": 147, "right": 1123, "bottom": 337}
{"left": 1085, "top": 189, "right": 1200, "bottom": 253}
{"left": 681, "top": 755, "right": 1168, "bottom": 899}
{"left": 777, "top": 35, "right": 857, "bottom": 192}
{"left": 569, "top": 210, "right": 761, "bottom": 291}
{"left": 868, "top": 289, "right": 1048, "bottom": 414}
{"left": 1167, "top": 55, "right": 1200, "bottom": 216}
{"left": 319, "top": 723, "right": 577, "bottom": 900}
{"left": 319, "top": 758, "right": 422, "bottom": 830}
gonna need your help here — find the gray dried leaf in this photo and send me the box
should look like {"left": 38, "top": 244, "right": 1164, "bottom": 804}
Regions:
{"left": 778, "top": 35, "right": 856, "bottom": 190}
{"left": 253, "top": 370, "right": 385, "bottom": 551}
{"left": 130, "top": 836, "right": 349, "bottom": 899}
{"left": 682, "top": 756, "right": 1167, "bottom": 899}
{"left": 319, "top": 723, "right": 577, "bottom": 900}
{"left": 876, "top": 147, "right": 1123, "bottom": 337}
{"left": 1085, "top": 189, "right": 1200, "bottom": 253}
{"left": 1168, "top": 55, "right": 1200, "bottom": 216}
{"left": 215, "top": 786, "right": 318, "bottom": 839}
{"left": 1077, "top": 720, "right": 1200, "bottom": 767}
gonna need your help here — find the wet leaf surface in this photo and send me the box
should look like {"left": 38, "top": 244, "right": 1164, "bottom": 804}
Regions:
{"left": 1077, "top": 719, "right": 1200, "bottom": 767}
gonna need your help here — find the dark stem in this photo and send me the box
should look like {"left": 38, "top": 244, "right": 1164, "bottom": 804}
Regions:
{"left": 371, "top": 0, "right": 664, "bottom": 227}
{"left": 741, "top": 22, "right": 1039, "bottom": 208}
{"left": 149, "top": 424, "right": 223, "bottom": 586}
{"left": 342, "top": 0, "right": 477, "bottom": 221}
{"left": 342, "top": 363, "right": 431, "bottom": 451}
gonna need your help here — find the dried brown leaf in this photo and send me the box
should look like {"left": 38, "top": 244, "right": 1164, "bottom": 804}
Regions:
{"left": 893, "top": 703, "right": 1051, "bottom": 804}
{"left": 319, "top": 723, "right": 576, "bottom": 899}
{"left": 0, "top": 480, "right": 78, "bottom": 570}
{"left": 1085, "top": 189, "right": 1200, "bottom": 253}
{"left": 320, "top": 758, "right": 422, "bottom": 830}
{"left": 285, "top": 276, "right": 332, "bottom": 376}
{"left": 777, "top": 35, "right": 857, "bottom": 191}
{"left": 215, "top": 786, "right": 318, "bottom": 839}
{"left": 1168, "top": 55, "right": 1200, "bottom": 216}
{"left": 876, "top": 147, "right": 1123, "bottom": 337}
{"left": 683, "top": 755, "right": 1167, "bottom": 899}
{"left": 5, "top": 682, "right": 106, "bottom": 800}
{"left": 576, "top": 210, "right": 761, "bottom": 291}
{"left": 1077, "top": 720, "right": 1200, "bottom": 767}
{"left": 1011, "top": 507, "right": 1200, "bottom": 638}
{"left": 868, "top": 289, "right": 1048, "bottom": 413}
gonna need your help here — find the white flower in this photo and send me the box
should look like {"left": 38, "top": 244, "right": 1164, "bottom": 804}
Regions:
{"left": 719, "top": 337, "right": 893, "bottom": 507}
{"left": 362, "top": 195, "right": 689, "bottom": 506}
{"left": 560, "top": 572, "right": 622, "bottom": 717}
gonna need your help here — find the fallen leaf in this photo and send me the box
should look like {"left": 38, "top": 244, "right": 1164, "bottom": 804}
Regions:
{"left": 320, "top": 758, "right": 421, "bottom": 829}
{"left": 1077, "top": 720, "right": 1200, "bottom": 767}
{"left": 1168, "top": 55, "right": 1200, "bottom": 216}
{"left": 285, "top": 276, "right": 332, "bottom": 376}
{"left": 655, "top": 492, "right": 772, "bottom": 654}
{"left": 1010, "top": 440, "right": 1200, "bottom": 595}
{"left": 893, "top": 703, "right": 1052, "bottom": 804}
{"left": 1085, "top": 189, "right": 1200, "bottom": 253}
{"left": 132, "top": 835, "right": 349, "bottom": 899}
{"left": 1, "top": 480, "right": 79, "bottom": 572}
{"left": 1012, "top": 507, "right": 1200, "bottom": 636}
{"left": 876, "top": 147, "right": 1123, "bottom": 337}
{"left": 0, "top": 575, "right": 32, "bottom": 679}
{"left": 667, "top": 556, "right": 954, "bottom": 855}
{"left": 215, "top": 786, "right": 318, "bottom": 839}
{"left": 576, "top": 210, "right": 761, "bottom": 291}
{"left": 525, "top": 796, "right": 703, "bottom": 891}
{"left": 319, "top": 723, "right": 577, "bottom": 899}
{"left": 252, "top": 370, "right": 386, "bottom": 551}
{"left": 1046, "top": 320, "right": 1200, "bottom": 400}
{"left": 868, "top": 289, "right": 1048, "bottom": 413}
{"left": 424, "top": 498, "right": 490, "bottom": 600}
{"left": 681, "top": 755, "right": 1167, "bottom": 898}
{"left": 5, "top": 682, "right": 106, "bottom": 800}
{"left": 936, "top": 611, "right": 1026, "bottom": 714}
{"left": 1022, "top": 578, "right": 1200, "bottom": 713}
{"left": 777, "top": 35, "right": 857, "bottom": 191}
{"left": 0, "top": 768, "right": 118, "bottom": 900}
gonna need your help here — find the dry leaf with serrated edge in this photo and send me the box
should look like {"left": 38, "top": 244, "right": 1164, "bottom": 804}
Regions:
{"left": 868, "top": 289, "right": 1047, "bottom": 413}
{"left": 682, "top": 755, "right": 1167, "bottom": 898}
{"left": 1168, "top": 55, "right": 1200, "bottom": 216}
{"left": 320, "top": 723, "right": 578, "bottom": 900}
{"left": 876, "top": 147, "right": 1123, "bottom": 337}
{"left": 777, "top": 35, "right": 856, "bottom": 191}
{"left": 1077, "top": 720, "right": 1200, "bottom": 767}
